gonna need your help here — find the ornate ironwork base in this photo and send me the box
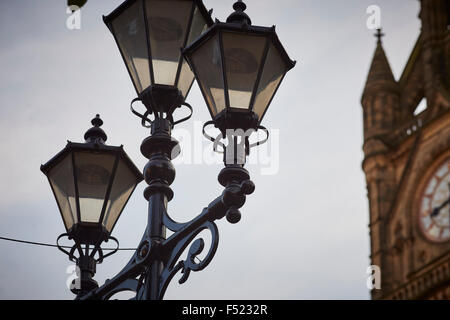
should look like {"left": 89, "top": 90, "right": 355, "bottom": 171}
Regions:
{"left": 77, "top": 113, "right": 254, "bottom": 300}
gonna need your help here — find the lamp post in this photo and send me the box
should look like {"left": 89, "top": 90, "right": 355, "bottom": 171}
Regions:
{"left": 42, "top": 0, "right": 295, "bottom": 300}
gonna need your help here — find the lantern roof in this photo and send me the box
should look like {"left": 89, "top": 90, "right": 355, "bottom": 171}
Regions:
{"left": 103, "top": 0, "right": 213, "bottom": 26}
{"left": 183, "top": 22, "right": 296, "bottom": 75}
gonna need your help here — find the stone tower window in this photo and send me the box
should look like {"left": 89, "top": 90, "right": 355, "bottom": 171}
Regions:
{"left": 414, "top": 97, "right": 427, "bottom": 116}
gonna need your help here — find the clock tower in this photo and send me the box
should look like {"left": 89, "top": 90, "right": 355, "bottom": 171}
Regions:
{"left": 361, "top": 0, "right": 450, "bottom": 299}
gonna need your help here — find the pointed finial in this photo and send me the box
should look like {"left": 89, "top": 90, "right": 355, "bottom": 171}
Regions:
{"left": 84, "top": 114, "right": 107, "bottom": 143}
{"left": 375, "top": 28, "right": 385, "bottom": 43}
{"left": 227, "top": 0, "right": 252, "bottom": 25}
{"left": 233, "top": 0, "right": 246, "bottom": 11}
{"left": 91, "top": 114, "right": 103, "bottom": 127}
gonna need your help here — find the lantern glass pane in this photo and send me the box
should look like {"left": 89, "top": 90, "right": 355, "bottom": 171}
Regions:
{"left": 253, "top": 42, "right": 286, "bottom": 120}
{"left": 146, "top": 0, "right": 193, "bottom": 85}
{"left": 177, "top": 58, "right": 195, "bottom": 98}
{"left": 189, "top": 33, "right": 226, "bottom": 116}
{"left": 48, "top": 154, "right": 77, "bottom": 230}
{"left": 186, "top": 5, "right": 209, "bottom": 47}
{"left": 74, "top": 152, "right": 116, "bottom": 224}
{"left": 222, "top": 32, "right": 266, "bottom": 110}
{"left": 177, "top": 5, "right": 209, "bottom": 98}
{"left": 110, "top": 0, "right": 150, "bottom": 93}
{"left": 102, "top": 158, "right": 138, "bottom": 233}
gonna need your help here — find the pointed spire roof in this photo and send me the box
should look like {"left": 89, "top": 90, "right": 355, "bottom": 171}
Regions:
{"left": 363, "top": 29, "right": 397, "bottom": 97}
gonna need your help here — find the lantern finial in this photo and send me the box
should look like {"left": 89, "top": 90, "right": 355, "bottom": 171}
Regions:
{"left": 227, "top": 0, "right": 251, "bottom": 25}
{"left": 233, "top": 0, "right": 246, "bottom": 11}
{"left": 84, "top": 114, "right": 107, "bottom": 143}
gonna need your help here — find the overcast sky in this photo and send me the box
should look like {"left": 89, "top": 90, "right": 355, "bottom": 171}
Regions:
{"left": 0, "top": 0, "right": 421, "bottom": 299}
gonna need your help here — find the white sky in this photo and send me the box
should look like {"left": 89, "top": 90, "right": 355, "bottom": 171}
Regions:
{"left": 0, "top": 0, "right": 421, "bottom": 299}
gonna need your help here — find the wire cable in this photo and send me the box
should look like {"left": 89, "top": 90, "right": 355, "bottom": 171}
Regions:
{"left": 0, "top": 236, "right": 135, "bottom": 251}
{"left": 0, "top": 236, "right": 203, "bottom": 262}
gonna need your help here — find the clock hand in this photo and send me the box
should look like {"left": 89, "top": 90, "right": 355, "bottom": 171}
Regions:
{"left": 430, "top": 198, "right": 449, "bottom": 217}
{"left": 430, "top": 183, "right": 450, "bottom": 218}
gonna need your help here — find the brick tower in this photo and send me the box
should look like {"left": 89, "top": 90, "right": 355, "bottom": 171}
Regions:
{"left": 361, "top": 0, "right": 450, "bottom": 299}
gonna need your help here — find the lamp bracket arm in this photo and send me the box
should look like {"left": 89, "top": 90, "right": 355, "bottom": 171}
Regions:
{"left": 79, "top": 255, "right": 141, "bottom": 299}
{"left": 80, "top": 232, "right": 157, "bottom": 300}
{"left": 102, "top": 278, "right": 141, "bottom": 300}
{"left": 162, "top": 195, "right": 224, "bottom": 233}
{"left": 155, "top": 190, "right": 243, "bottom": 299}
{"left": 157, "top": 220, "right": 219, "bottom": 300}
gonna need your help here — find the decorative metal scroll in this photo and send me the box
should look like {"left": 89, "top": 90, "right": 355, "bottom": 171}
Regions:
{"left": 80, "top": 202, "right": 223, "bottom": 300}
{"left": 157, "top": 220, "right": 219, "bottom": 299}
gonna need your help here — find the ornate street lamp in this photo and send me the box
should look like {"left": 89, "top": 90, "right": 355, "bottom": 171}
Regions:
{"left": 183, "top": 0, "right": 295, "bottom": 167}
{"left": 183, "top": 0, "right": 295, "bottom": 131}
{"left": 42, "top": 0, "right": 294, "bottom": 300}
{"left": 41, "top": 115, "right": 143, "bottom": 296}
{"left": 103, "top": 0, "right": 213, "bottom": 122}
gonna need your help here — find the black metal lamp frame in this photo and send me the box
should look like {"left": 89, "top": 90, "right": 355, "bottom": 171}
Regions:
{"left": 181, "top": 0, "right": 295, "bottom": 164}
{"left": 46, "top": 0, "right": 294, "bottom": 300}
{"left": 103, "top": 0, "right": 214, "bottom": 99}
{"left": 74, "top": 112, "right": 255, "bottom": 300}
{"left": 41, "top": 115, "right": 144, "bottom": 298}
{"left": 41, "top": 118, "right": 143, "bottom": 245}
{"left": 182, "top": 4, "right": 296, "bottom": 130}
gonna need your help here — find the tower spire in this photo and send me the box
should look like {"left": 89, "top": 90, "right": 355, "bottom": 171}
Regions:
{"left": 375, "top": 28, "right": 385, "bottom": 43}
{"left": 363, "top": 29, "right": 396, "bottom": 93}
{"left": 361, "top": 28, "right": 399, "bottom": 141}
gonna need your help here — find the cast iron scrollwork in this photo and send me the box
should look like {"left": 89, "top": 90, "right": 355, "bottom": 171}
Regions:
{"left": 77, "top": 94, "right": 255, "bottom": 300}
{"left": 56, "top": 233, "right": 119, "bottom": 264}
{"left": 157, "top": 218, "right": 219, "bottom": 299}
{"left": 78, "top": 232, "right": 156, "bottom": 300}
{"left": 79, "top": 165, "right": 254, "bottom": 300}
{"left": 56, "top": 233, "right": 121, "bottom": 297}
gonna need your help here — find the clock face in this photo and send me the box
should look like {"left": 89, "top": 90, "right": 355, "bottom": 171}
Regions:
{"left": 419, "top": 157, "right": 450, "bottom": 242}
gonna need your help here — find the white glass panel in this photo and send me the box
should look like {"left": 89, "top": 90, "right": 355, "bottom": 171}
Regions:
{"left": 177, "top": 58, "right": 195, "bottom": 98}
{"left": 222, "top": 32, "right": 266, "bottom": 109}
{"left": 111, "top": 0, "right": 150, "bottom": 93}
{"left": 176, "top": 4, "right": 209, "bottom": 98}
{"left": 186, "top": 5, "right": 208, "bottom": 46}
{"left": 253, "top": 43, "right": 287, "bottom": 121}
{"left": 102, "top": 158, "right": 138, "bottom": 232}
{"left": 146, "top": 0, "right": 193, "bottom": 85}
{"left": 48, "top": 154, "right": 77, "bottom": 230}
{"left": 188, "top": 33, "right": 225, "bottom": 116}
{"left": 74, "top": 152, "right": 116, "bottom": 223}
